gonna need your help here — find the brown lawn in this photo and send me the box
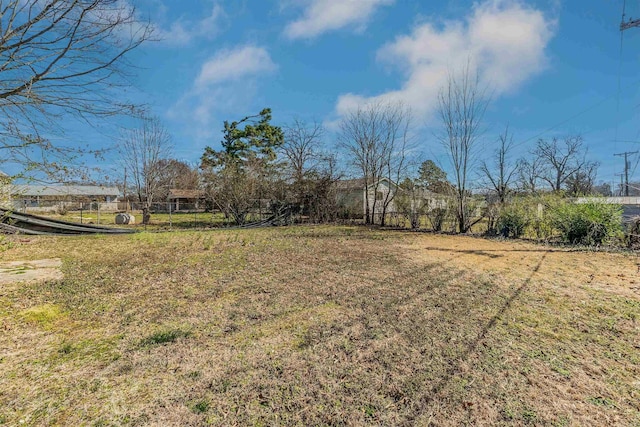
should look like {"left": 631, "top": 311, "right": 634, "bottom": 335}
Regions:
{"left": 0, "top": 226, "right": 638, "bottom": 426}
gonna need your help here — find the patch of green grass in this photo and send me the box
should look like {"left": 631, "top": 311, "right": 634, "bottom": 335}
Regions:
{"left": 522, "top": 407, "right": 538, "bottom": 424}
{"left": 192, "top": 400, "right": 210, "bottom": 414}
{"left": 588, "top": 396, "right": 616, "bottom": 407}
{"left": 140, "top": 328, "right": 190, "bottom": 346}
{"left": 9, "top": 266, "right": 30, "bottom": 274}
{"left": 19, "top": 303, "right": 66, "bottom": 327}
{"left": 59, "top": 342, "right": 74, "bottom": 355}
{"left": 0, "top": 236, "right": 14, "bottom": 252}
{"left": 363, "top": 404, "right": 377, "bottom": 418}
{"left": 187, "top": 370, "right": 201, "bottom": 379}
{"left": 552, "top": 415, "right": 571, "bottom": 426}
{"left": 501, "top": 406, "right": 516, "bottom": 421}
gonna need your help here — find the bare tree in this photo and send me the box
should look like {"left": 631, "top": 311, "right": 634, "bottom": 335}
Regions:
{"left": 378, "top": 105, "right": 412, "bottom": 226}
{"left": 516, "top": 156, "right": 543, "bottom": 194}
{"left": 338, "top": 101, "right": 412, "bottom": 225}
{"left": 0, "top": 0, "right": 153, "bottom": 179}
{"left": 534, "top": 136, "right": 593, "bottom": 192}
{"left": 282, "top": 119, "right": 323, "bottom": 183}
{"left": 566, "top": 161, "right": 599, "bottom": 196}
{"left": 437, "top": 63, "right": 490, "bottom": 233}
{"left": 395, "top": 178, "right": 427, "bottom": 229}
{"left": 280, "top": 120, "right": 347, "bottom": 222}
{"left": 281, "top": 119, "right": 323, "bottom": 210}
{"left": 155, "top": 159, "right": 200, "bottom": 200}
{"left": 302, "top": 153, "right": 343, "bottom": 223}
{"left": 480, "top": 127, "right": 518, "bottom": 203}
{"left": 202, "top": 158, "right": 264, "bottom": 225}
{"left": 118, "top": 118, "right": 172, "bottom": 223}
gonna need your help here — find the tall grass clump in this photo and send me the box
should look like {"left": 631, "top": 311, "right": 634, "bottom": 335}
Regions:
{"left": 0, "top": 235, "right": 13, "bottom": 251}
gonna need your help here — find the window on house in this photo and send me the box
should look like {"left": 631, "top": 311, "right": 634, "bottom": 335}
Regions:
{"left": 376, "top": 191, "right": 384, "bottom": 200}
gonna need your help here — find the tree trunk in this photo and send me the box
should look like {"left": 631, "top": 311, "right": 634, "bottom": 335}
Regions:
{"left": 458, "top": 197, "right": 466, "bottom": 233}
{"left": 364, "top": 186, "right": 371, "bottom": 224}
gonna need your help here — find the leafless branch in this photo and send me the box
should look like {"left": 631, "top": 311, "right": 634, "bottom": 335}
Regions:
{"left": 338, "top": 101, "right": 413, "bottom": 225}
{"left": 436, "top": 61, "right": 490, "bottom": 233}
{"left": 480, "top": 126, "right": 518, "bottom": 203}
{"left": 118, "top": 117, "right": 172, "bottom": 222}
{"left": 0, "top": 0, "right": 153, "bottom": 178}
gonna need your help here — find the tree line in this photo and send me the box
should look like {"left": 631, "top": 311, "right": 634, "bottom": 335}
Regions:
{"left": 0, "top": 1, "right": 611, "bottom": 231}
{"left": 119, "top": 72, "right": 605, "bottom": 229}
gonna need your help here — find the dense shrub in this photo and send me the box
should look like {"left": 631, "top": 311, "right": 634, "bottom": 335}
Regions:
{"left": 426, "top": 207, "right": 449, "bottom": 232}
{"left": 627, "top": 216, "right": 640, "bottom": 249}
{"left": 496, "top": 204, "right": 530, "bottom": 238}
{"left": 532, "top": 193, "right": 565, "bottom": 240}
{"left": 551, "top": 201, "right": 622, "bottom": 246}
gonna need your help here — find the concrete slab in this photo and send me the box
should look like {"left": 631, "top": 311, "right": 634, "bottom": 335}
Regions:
{"left": 0, "top": 258, "right": 63, "bottom": 285}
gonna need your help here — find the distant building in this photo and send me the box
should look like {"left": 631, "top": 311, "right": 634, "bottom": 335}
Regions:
{"left": 167, "top": 188, "right": 205, "bottom": 211}
{"left": 0, "top": 171, "right": 10, "bottom": 209}
{"left": 575, "top": 196, "right": 640, "bottom": 222}
{"left": 11, "top": 184, "right": 120, "bottom": 211}
{"left": 335, "top": 178, "right": 366, "bottom": 218}
{"left": 335, "top": 177, "right": 446, "bottom": 220}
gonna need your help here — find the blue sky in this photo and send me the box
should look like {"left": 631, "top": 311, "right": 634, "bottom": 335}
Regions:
{"left": 72, "top": 0, "right": 640, "bottom": 189}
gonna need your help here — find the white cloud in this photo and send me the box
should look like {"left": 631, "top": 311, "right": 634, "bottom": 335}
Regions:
{"left": 284, "top": 0, "right": 394, "bottom": 40}
{"left": 196, "top": 46, "right": 277, "bottom": 87}
{"left": 334, "top": 0, "right": 556, "bottom": 121}
{"left": 155, "top": 3, "right": 225, "bottom": 46}
{"left": 169, "top": 45, "right": 277, "bottom": 138}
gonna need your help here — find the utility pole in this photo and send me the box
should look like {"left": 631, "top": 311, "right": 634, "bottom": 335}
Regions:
{"left": 615, "top": 173, "right": 624, "bottom": 196}
{"left": 614, "top": 151, "right": 638, "bottom": 196}
{"left": 619, "top": 4, "right": 640, "bottom": 196}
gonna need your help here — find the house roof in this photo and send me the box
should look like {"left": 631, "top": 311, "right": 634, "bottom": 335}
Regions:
{"left": 11, "top": 185, "right": 120, "bottom": 197}
{"left": 365, "top": 177, "right": 399, "bottom": 190}
{"left": 336, "top": 177, "right": 401, "bottom": 191}
{"left": 335, "top": 178, "right": 446, "bottom": 198}
{"left": 335, "top": 178, "right": 366, "bottom": 190}
{"left": 168, "top": 189, "right": 203, "bottom": 199}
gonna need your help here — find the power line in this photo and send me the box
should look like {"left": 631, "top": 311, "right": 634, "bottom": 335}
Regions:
{"left": 630, "top": 148, "right": 640, "bottom": 179}
{"left": 510, "top": 76, "right": 640, "bottom": 151}
{"left": 509, "top": 3, "right": 640, "bottom": 153}
{"left": 617, "top": 2, "right": 640, "bottom": 185}
{"left": 614, "top": 150, "right": 639, "bottom": 196}
{"left": 612, "top": 139, "right": 640, "bottom": 144}
{"left": 615, "top": 0, "right": 628, "bottom": 152}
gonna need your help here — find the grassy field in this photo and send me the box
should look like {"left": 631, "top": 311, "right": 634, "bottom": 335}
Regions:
{"left": 0, "top": 226, "right": 639, "bottom": 426}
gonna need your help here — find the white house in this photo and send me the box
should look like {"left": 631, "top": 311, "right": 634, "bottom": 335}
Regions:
{"left": 11, "top": 184, "right": 120, "bottom": 211}
{"left": 336, "top": 177, "right": 447, "bottom": 221}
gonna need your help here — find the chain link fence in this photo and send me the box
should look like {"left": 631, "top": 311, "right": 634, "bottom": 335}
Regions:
{"left": 13, "top": 200, "right": 294, "bottom": 229}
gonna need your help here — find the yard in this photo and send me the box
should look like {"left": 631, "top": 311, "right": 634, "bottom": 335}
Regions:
{"left": 0, "top": 226, "right": 639, "bottom": 425}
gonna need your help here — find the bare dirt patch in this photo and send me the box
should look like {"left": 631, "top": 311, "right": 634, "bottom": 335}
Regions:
{"left": 401, "top": 234, "right": 640, "bottom": 299}
{"left": 0, "top": 258, "right": 62, "bottom": 286}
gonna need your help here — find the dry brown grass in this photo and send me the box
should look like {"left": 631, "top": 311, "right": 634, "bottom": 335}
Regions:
{"left": 0, "top": 226, "right": 639, "bottom": 426}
